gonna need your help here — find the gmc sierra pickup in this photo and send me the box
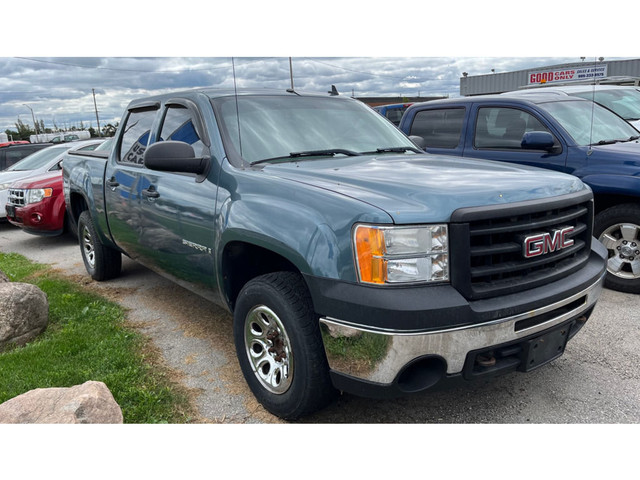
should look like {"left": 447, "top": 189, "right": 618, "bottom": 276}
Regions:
{"left": 63, "top": 88, "right": 607, "bottom": 419}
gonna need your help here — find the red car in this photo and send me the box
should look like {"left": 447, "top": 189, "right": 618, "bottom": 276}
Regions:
{"left": 5, "top": 170, "right": 67, "bottom": 236}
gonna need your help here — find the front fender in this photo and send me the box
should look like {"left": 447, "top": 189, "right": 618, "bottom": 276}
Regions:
{"left": 217, "top": 195, "right": 351, "bottom": 281}
{"left": 581, "top": 174, "right": 640, "bottom": 198}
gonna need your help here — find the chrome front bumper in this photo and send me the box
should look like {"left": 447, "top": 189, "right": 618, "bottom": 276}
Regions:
{"left": 319, "top": 271, "right": 605, "bottom": 387}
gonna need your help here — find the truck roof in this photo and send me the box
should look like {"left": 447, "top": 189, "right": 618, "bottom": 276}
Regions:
{"left": 125, "top": 87, "right": 349, "bottom": 110}
{"left": 408, "top": 93, "right": 590, "bottom": 109}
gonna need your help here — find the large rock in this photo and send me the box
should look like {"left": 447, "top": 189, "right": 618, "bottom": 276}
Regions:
{"left": 0, "top": 282, "right": 48, "bottom": 351}
{"left": 0, "top": 381, "right": 123, "bottom": 424}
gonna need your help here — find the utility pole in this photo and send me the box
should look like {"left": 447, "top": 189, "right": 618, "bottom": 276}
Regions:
{"left": 23, "top": 104, "right": 39, "bottom": 141}
{"left": 289, "top": 57, "right": 294, "bottom": 90}
{"left": 92, "top": 89, "right": 102, "bottom": 137}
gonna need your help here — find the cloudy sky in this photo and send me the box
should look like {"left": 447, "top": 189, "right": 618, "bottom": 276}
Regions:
{"left": 1, "top": 56, "right": 593, "bottom": 132}
{"left": 1, "top": 1, "right": 633, "bottom": 134}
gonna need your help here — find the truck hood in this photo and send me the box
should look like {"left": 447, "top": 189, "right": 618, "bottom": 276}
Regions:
{"left": 262, "top": 153, "right": 586, "bottom": 223}
{"left": 590, "top": 139, "right": 640, "bottom": 156}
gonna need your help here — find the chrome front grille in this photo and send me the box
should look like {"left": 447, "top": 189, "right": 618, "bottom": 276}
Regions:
{"left": 7, "top": 189, "right": 25, "bottom": 207}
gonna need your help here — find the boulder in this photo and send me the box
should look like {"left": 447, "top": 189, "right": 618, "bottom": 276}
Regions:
{"left": 0, "top": 381, "right": 123, "bottom": 424}
{"left": 0, "top": 269, "right": 9, "bottom": 283}
{"left": 0, "top": 282, "right": 48, "bottom": 351}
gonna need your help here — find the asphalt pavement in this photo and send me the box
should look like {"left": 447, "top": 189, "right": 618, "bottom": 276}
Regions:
{"left": 1, "top": 221, "right": 639, "bottom": 426}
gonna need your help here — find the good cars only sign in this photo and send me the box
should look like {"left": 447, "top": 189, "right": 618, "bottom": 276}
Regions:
{"left": 528, "top": 64, "right": 608, "bottom": 85}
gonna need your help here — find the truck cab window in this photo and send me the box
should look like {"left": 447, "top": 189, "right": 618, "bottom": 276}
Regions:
{"left": 475, "top": 107, "right": 553, "bottom": 149}
{"left": 119, "top": 109, "right": 156, "bottom": 165}
{"left": 159, "top": 106, "right": 205, "bottom": 153}
{"left": 409, "top": 108, "right": 464, "bottom": 148}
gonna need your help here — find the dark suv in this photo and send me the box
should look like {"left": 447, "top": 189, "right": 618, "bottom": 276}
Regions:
{"left": 0, "top": 142, "right": 52, "bottom": 170}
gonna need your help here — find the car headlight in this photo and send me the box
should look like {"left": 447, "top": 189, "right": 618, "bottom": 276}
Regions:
{"left": 25, "top": 188, "right": 53, "bottom": 204}
{"left": 353, "top": 224, "right": 449, "bottom": 285}
{"left": 0, "top": 183, "right": 11, "bottom": 191}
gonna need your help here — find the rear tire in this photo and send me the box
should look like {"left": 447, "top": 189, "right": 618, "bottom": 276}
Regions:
{"left": 595, "top": 204, "right": 640, "bottom": 294}
{"left": 233, "top": 272, "right": 336, "bottom": 420}
{"left": 77, "top": 210, "right": 122, "bottom": 281}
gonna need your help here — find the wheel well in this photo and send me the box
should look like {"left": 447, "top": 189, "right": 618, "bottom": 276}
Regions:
{"left": 222, "top": 241, "right": 301, "bottom": 310}
{"left": 593, "top": 193, "right": 640, "bottom": 215}
{"left": 69, "top": 192, "right": 89, "bottom": 224}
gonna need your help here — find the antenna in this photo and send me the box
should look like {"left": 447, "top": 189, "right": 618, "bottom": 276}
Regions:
{"left": 588, "top": 57, "right": 597, "bottom": 153}
{"left": 231, "top": 57, "right": 243, "bottom": 158}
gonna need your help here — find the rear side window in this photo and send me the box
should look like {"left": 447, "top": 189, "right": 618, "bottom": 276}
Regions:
{"left": 475, "top": 107, "right": 552, "bottom": 149}
{"left": 6, "top": 148, "right": 35, "bottom": 163}
{"left": 159, "top": 106, "right": 205, "bottom": 153}
{"left": 119, "top": 109, "right": 156, "bottom": 164}
{"left": 409, "top": 108, "right": 465, "bottom": 148}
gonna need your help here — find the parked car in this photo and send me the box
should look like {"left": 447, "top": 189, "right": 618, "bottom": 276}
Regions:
{"left": 372, "top": 103, "right": 413, "bottom": 125}
{"left": 0, "top": 141, "right": 52, "bottom": 171}
{"left": 4, "top": 140, "right": 108, "bottom": 235}
{"left": 0, "top": 140, "right": 104, "bottom": 221}
{"left": 5, "top": 170, "right": 67, "bottom": 235}
{"left": 507, "top": 85, "right": 640, "bottom": 130}
{"left": 399, "top": 93, "right": 640, "bottom": 293}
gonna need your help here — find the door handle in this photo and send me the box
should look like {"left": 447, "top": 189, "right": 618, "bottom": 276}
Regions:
{"left": 142, "top": 186, "right": 160, "bottom": 199}
{"left": 106, "top": 177, "right": 120, "bottom": 190}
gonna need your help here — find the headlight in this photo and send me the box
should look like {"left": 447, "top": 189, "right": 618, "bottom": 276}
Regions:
{"left": 25, "top": 188, "right": 53, "bottom": 204}
{"left": 353, "top": 224, "right": 449, "bottom": 285}
{"left": 0, "top": 183, "right": 11, "bottom": 191}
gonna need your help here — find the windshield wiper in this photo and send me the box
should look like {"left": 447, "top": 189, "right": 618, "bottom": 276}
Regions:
{"left": 360, "top": 146, "right": 422, "bottom": 154}
{"left": 252, "top": 149, "right": 361, "bottom": 165}
{"left": 595, "top": 136, "right": 640, "bottom": 145}
{"left": 290, "top": 149, "right": 362, "bottom": 158}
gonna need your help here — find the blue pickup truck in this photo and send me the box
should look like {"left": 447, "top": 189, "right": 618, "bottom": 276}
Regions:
{"left": 399, "top": 93, "right": 640, "bottom": 294}
{"left": 63, "top": 88, "right": 606, "bottom": 419}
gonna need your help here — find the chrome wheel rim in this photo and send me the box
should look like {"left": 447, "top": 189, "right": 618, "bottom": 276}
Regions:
{"left": 599, "top": 222, "right": 640, "bottom": 280}
{"left": 244, "top": 305, "right": 293, "bottom": 395}
{"left": 81, "top": 224, "right": 96, "bottom": 269}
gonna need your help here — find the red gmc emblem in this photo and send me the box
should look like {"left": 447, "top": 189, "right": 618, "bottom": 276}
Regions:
{"left": 523, "top": 227, "right": 575, "bottom": 258}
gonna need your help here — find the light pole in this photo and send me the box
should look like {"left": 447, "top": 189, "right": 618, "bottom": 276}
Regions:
{"left": 23, "top": 104, "right": 39, "bottom": 142}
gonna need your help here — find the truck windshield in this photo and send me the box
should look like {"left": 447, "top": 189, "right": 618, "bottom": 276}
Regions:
{"left": 539, "top": 99, "right": 640, "bottom": 146}
{"left": 6, "top": 145, "right": 69, "bottom": 171}
{"left": 214, "top": 95, "right": 418, "bottom": 164}
{"left": 573, "top": 88, "right": 640, "bottom": 122}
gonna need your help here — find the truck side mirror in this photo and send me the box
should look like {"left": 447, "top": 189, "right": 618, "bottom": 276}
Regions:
{"left": 409, "top": 135, "right": 427, "bottom": 150}
{"left": 521, "top": 131, "right": 555, "bottom": 151}
{"left": 144, "top": 141, "right": 210, "bottom": 177}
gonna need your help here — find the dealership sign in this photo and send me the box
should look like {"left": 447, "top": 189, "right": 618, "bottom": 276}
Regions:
{"left": 528, "top": 64, "right": 608, "bottom": 85}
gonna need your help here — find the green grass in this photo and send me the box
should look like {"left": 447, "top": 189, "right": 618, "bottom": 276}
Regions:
{"left": 0, "top": 252, "right": 195, "bottom": 423}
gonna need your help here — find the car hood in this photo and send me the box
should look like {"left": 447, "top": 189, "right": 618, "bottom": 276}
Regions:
{"left": 0, "top": 170, "right": 34, "bottom": 188}
{"left": 261, "top": 153, "right": 587, "bottom": 223}
{"left": 9, "top": 170, "right": 62, "bottom": 189}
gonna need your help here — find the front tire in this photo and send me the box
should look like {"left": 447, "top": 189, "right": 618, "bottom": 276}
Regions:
{"left": 595, "top": 204, "right": 640, "bottom": 294}
{"left": 77, "top": 210, "right": 122, "bottom": 281}
{"left": 233, "top": 272, "right": 336, "bottom": 420}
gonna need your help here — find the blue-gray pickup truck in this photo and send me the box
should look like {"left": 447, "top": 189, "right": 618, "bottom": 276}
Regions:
{"left": 63, "top": 88, "right": 606, "bottom": 419}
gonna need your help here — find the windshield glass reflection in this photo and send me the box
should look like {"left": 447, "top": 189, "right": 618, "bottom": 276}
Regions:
{"left": 214, "top": 95, "right": 416, "bottom": 164}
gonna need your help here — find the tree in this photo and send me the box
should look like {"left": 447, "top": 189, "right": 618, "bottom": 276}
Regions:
{"left": 14, "top": 119, "right": 33, "bottom": 140}
{"left": 102, "top": 123, "right": 119, "bottom": 137}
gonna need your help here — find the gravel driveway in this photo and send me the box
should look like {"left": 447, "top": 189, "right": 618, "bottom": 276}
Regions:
{"left": 1, "top": 221, "right": 639, "bottom": 424}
